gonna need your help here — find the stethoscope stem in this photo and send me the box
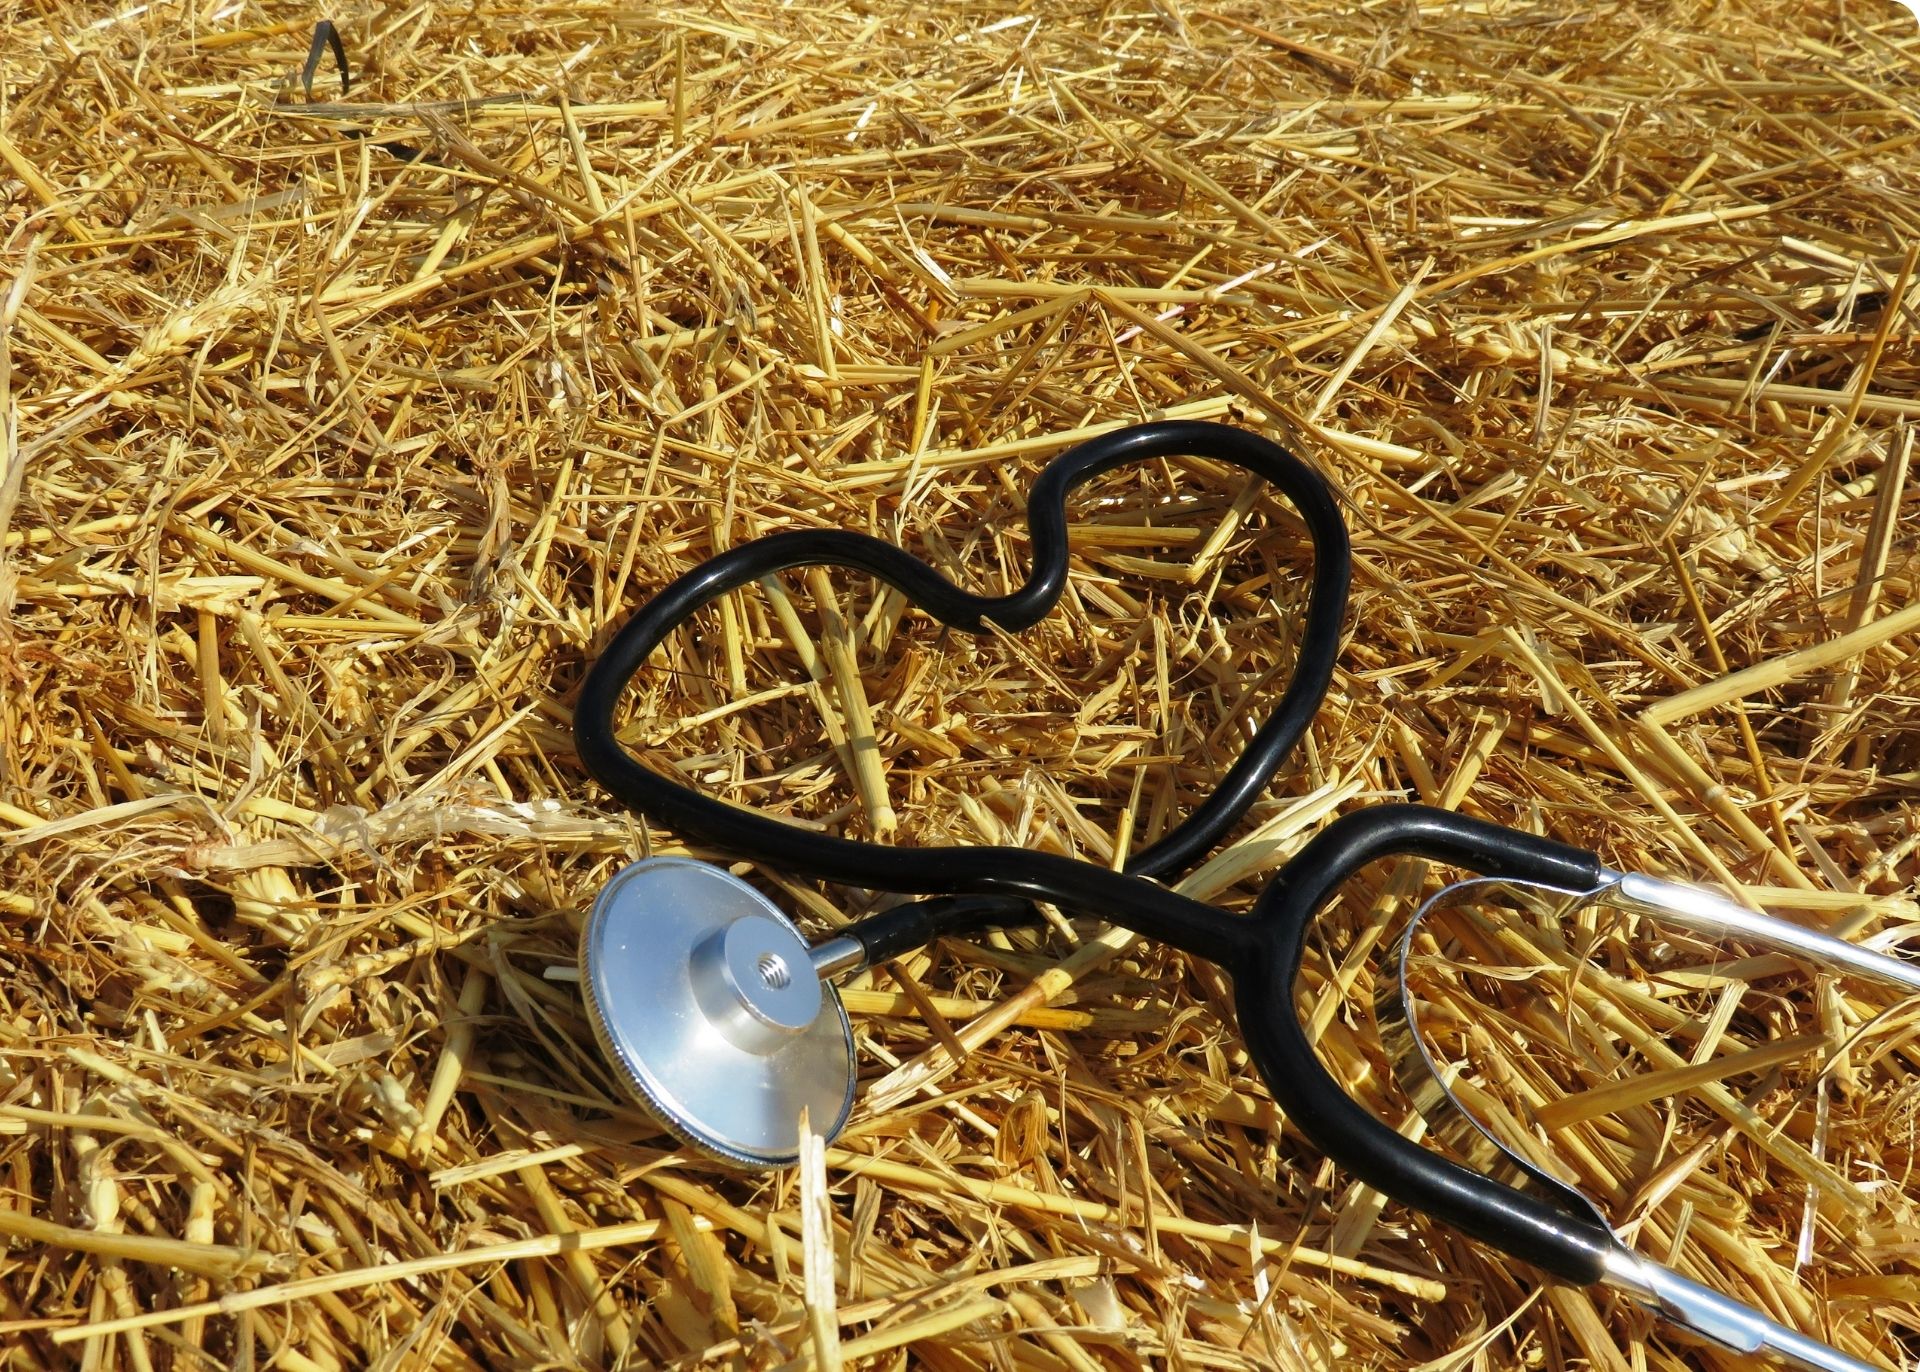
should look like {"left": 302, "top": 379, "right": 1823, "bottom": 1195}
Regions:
{"left": 806, "top": 935, "right": 866, "bottom": 979}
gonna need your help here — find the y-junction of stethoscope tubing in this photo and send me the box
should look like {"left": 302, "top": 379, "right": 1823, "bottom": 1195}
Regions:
{"left": 1241, "top": 805, "right": 1621, "bottom": 1286}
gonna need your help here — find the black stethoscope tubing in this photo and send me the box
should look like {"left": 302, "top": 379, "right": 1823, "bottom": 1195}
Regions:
{"left": 574, "top": 419, "right": 1618, "bottom": 1288}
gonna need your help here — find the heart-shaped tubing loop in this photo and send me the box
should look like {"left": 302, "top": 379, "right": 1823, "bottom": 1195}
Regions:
{"left": 574, "top": 420, "right": 1350, "bottom": 967}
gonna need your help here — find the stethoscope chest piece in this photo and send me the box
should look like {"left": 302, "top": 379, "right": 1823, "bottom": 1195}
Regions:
{"left": 579, "top": 857, "right": 856, "bottom": 1167}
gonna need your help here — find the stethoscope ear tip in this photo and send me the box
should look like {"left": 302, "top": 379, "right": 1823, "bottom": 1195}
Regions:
{"left": 577, "top": 856, "right": 856, "bottom": 1168}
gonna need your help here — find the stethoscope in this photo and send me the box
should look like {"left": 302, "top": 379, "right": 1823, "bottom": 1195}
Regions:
{"left": 571, "top": 420, "right": 1917, "bottom": 1372}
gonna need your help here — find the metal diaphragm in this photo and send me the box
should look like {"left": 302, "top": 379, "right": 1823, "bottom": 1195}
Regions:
{"left": 578, "top": 857, "right": 856, "bottom": 1167}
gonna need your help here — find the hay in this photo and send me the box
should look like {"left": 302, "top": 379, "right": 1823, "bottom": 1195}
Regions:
{"left": 3, "top": 0, "right": 1918, "bottom": 1367}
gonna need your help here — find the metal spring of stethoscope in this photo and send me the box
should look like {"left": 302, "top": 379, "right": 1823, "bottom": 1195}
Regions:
{"left": 571, "top": 419, "right": 1917, "bottom": 1372}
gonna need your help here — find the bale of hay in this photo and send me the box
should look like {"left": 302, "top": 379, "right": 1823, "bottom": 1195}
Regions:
{"left": 2, "top": 0, "right": 1916, "bottom": 1367}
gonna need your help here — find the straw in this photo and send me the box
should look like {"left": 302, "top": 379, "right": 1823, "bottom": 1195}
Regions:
{"left": 4, "top": 0, "right": 1917, "bottom": 1366}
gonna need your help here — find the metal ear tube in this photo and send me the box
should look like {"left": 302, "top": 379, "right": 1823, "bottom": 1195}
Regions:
{"left": 1601, "top": 871, "right": 1920, "bottom": 995}
{"left": 573, "top": 420, "right": 1915, "bottom": 1370}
